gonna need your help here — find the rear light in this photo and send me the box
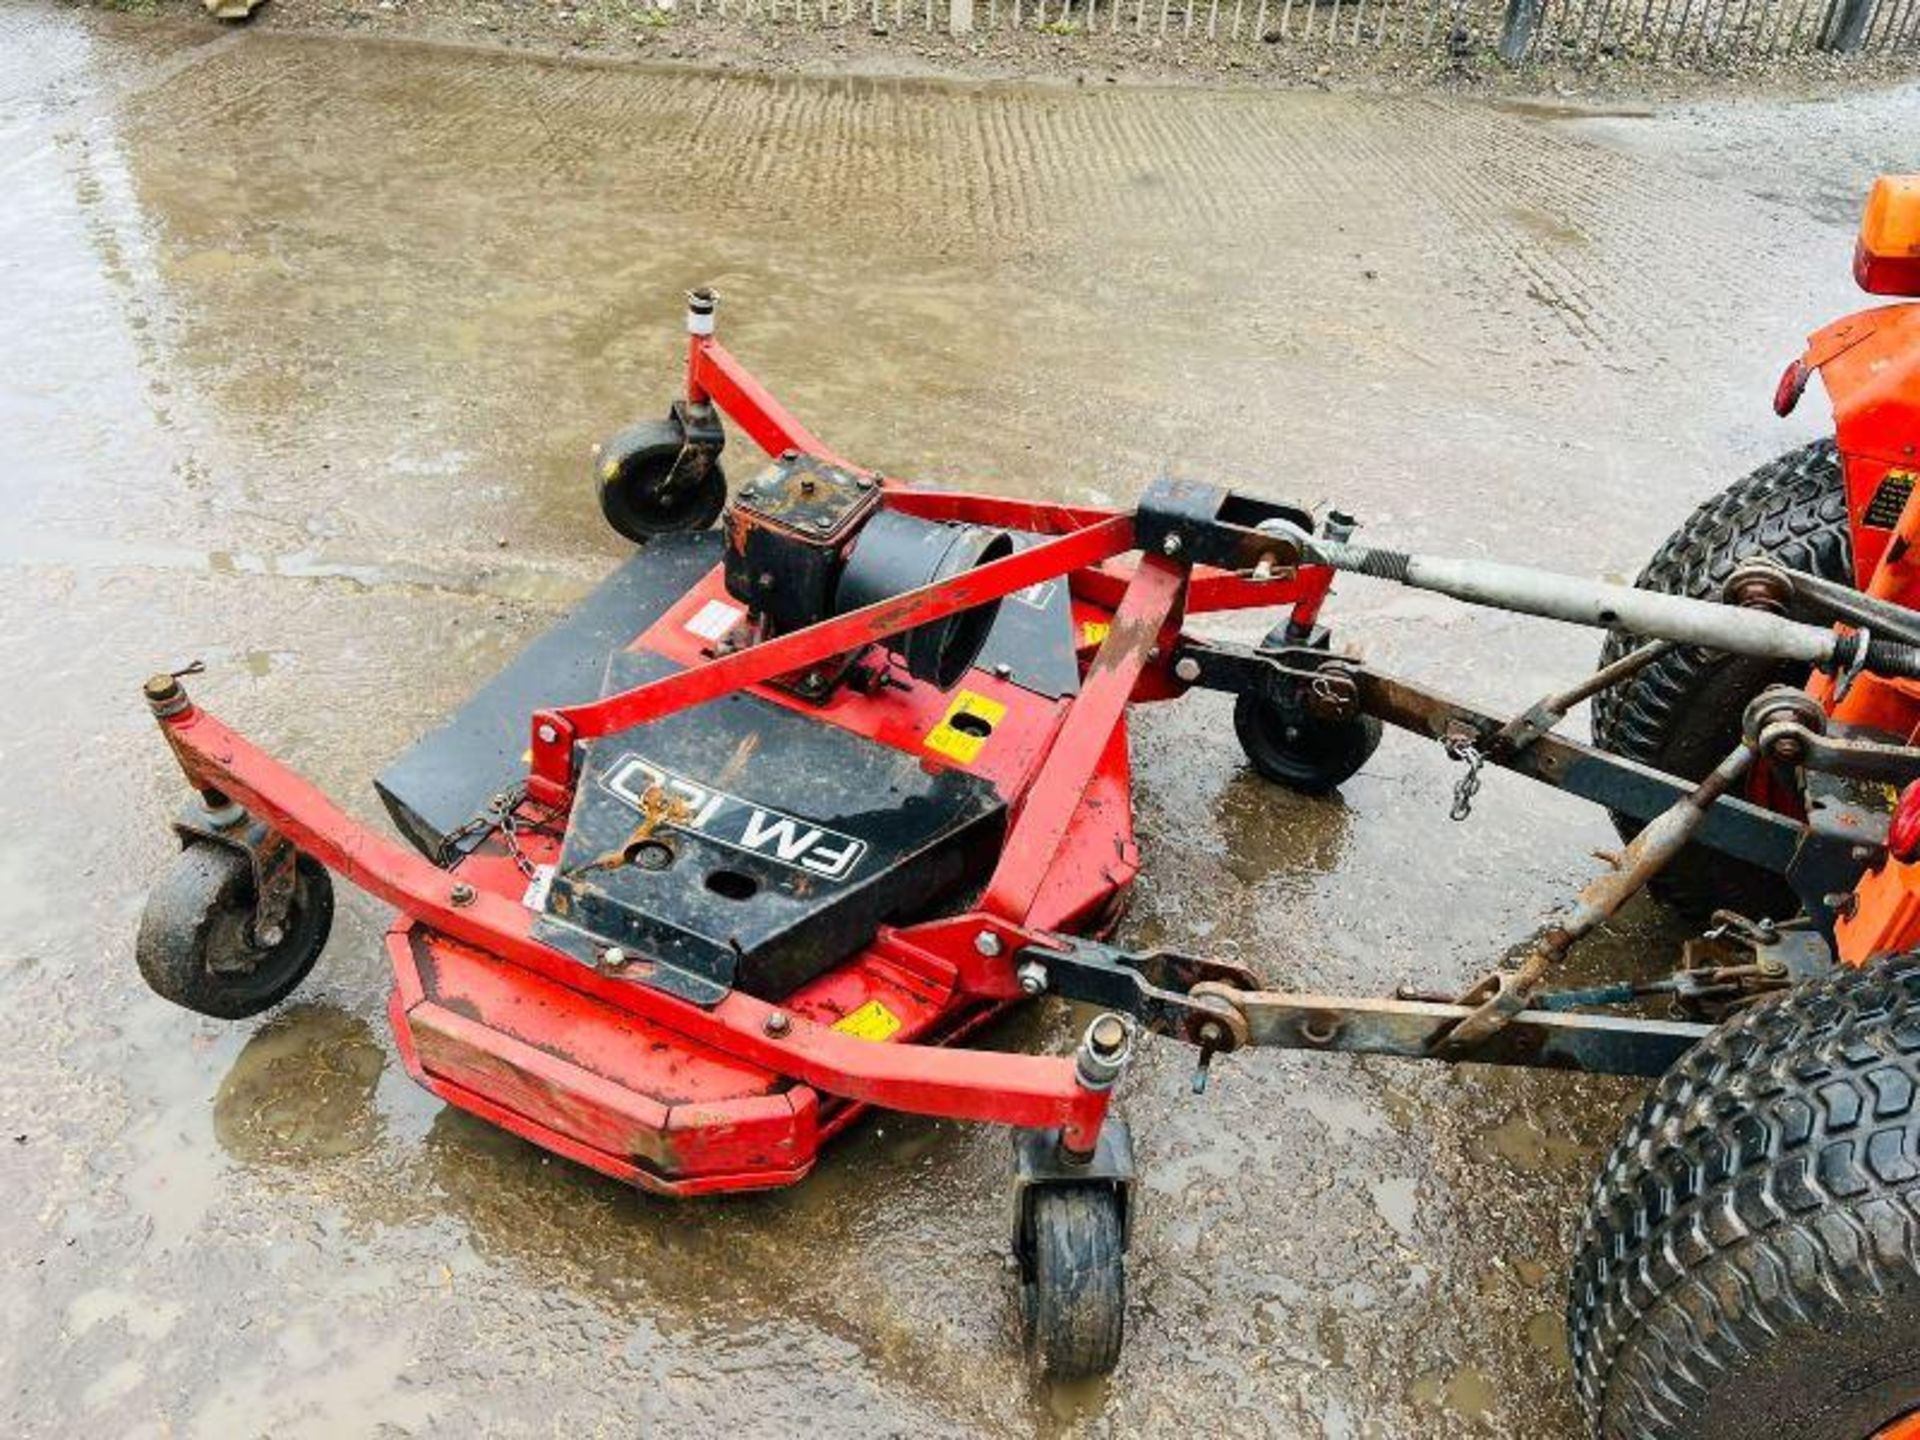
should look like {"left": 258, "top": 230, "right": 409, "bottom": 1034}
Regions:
{"left": 1854, "top": 175, "right": 1920, "bottom": 297}
{"left": 1773, "top": 357, "right": 1809, "bottom": 417}
{"left": 1889, "top": 780, "right": 1920, "bottom": 862}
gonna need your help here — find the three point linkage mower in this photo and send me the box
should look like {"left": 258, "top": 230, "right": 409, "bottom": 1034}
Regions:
{"left": 139, "top": 177, "right": 1920, "bottom": 1434}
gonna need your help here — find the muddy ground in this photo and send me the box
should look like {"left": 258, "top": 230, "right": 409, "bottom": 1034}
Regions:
{"left": 3, "top": 5, "right": 1916, "bottom": 1435}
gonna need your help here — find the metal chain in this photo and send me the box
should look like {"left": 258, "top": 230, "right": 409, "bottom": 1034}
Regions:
{"left": 436, "top": 785, "right": 562, "bottom": 880}
{"left": 1443, "top": 733, "right": 1485, "bottom": 822}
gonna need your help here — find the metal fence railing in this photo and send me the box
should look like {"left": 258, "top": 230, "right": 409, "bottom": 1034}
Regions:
{"left": 677, "top": 0, "right": 1920, "bottom": 56}
{"left": 1504, "top": 0, "right": 1920, "bottom": 58}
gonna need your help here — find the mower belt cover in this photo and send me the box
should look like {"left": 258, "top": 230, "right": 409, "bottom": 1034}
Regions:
{"left": 534, "top": 647, "right": 1007, "bottom": 1005}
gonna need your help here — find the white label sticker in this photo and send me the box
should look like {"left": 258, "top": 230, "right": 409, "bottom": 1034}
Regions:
{"left": 522, "top": 864, "right": 556, "bottom": 912}
{"left": 685, "top": 598, "right": 743, "bottom": 642}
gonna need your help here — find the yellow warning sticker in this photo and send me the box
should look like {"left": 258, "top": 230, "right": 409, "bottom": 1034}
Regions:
{"left": 833, "top": 1000, "right": 903, "bottom": 1042}
{"left": 923, "top": 689, "right": 1007, "bottom": 765}
{"left": 1080, "top": 620, "right": 1112, "bottom": 648}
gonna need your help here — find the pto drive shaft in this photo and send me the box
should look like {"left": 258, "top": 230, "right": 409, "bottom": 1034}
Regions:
{"left": 1267, "top": 522, "right": 1920, "bottom": 681}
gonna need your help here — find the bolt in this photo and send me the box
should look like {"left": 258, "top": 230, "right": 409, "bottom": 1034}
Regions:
{"left": 450, "top": 882, "right": 477, "bottom": 907}
{"left": 1016, "top": 960, "right": 1048, "bottom": 995}
{"left": 255, "top": 924, "right": 284, "bottom": 948}
{"left": 764, "top": 1010, "right": 792, "bottom": 1038}
{"left": 1088, "top": 1014, "right": 1129, "bottom": 1059}
{"left": 1174, "top": 656, "right": 1201, "bottom": 683}
{"left": 781, "top": 449, "right": 799, "bottom": 462}
{"left": 143, "top": 673, "right": 189, "bottom": 717}
{"left": 811, "top": 517, "right": 833, "bottom": 531}
{"left": 603, "top": 947, "right": 627, "bottom": 968}
{"left": 630, "top": 841, "right": 673, "bottom": 872}
{"left": 536, "top": 723, "right": 558, "bottom": 745}
{"left": 1852, "top": 844, "right": 1878, "bottom": 864}
{"left": 1758, "top": 956, "right": 1787, "bottom": 978}
{"left": 1075, "top": 1013, "right": 1134, "bottom": 1091}
{"left": 1161, "top": 533, "right": 1183, "bottom": 556}
{"left": 974, "top": 930, "right": 1004, "bottom": 958}
{"left": 992, "top": 662, "right": 1013, "bottom": 680}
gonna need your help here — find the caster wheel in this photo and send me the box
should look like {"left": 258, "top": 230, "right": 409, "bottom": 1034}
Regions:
{"left": 136, "top": 843, "right": 333, "bottom": 1020}
{"left": 1233, "top": 628, "right": 1380, "bottom": 795}
{"left": 1022, "top": 1185, "right": 1125, "bottom": 1381}
{"left": 594, "top": 416, "right": 727, "bottom": 542}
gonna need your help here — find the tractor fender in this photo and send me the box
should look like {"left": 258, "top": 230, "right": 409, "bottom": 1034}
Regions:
{"left": 1778, "top": 301, "right": 1920, "bottom": 462}
{"left": 1776, "top": 301, "right": 1920, "bottom": 586}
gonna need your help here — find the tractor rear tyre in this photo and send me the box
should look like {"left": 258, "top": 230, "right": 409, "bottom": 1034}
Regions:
{"left": 1022, "top": 1185, "right": 1126, "bottom": 1381}
{"left": 1590, "top": 438, "right": 1852, "bottom": 919}
{"left": 1568, "top": 956, "right": 1920, "bottom": 1439}
{"left": 137, "top": 843, "right": 334, "bottom": 1020}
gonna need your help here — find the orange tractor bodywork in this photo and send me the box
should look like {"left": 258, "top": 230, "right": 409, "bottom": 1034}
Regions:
{"left": 1793, "top": 177, "right": 1920, "bottom": 964}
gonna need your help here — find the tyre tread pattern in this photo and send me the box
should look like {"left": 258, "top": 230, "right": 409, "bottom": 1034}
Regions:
{"left": 1568, "top": 955, "right": 1920, "bottom": 1439}
{"left": 1029, "top": 1186, "right": 1126, "bottom": 1380}
{"left": 1590, "top": 438, "right": 1851, "bottom": 914}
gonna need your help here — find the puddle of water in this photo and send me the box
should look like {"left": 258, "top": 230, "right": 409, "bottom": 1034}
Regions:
{"left": 211, "top": 1005, "right": 386, "bottom": 1166}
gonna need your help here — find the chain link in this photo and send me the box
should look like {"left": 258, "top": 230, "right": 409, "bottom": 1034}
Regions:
{"left": 436, "top": 785, "right": 562, "bottom": 880}
{"left": 1443, "top": 733, "right": 1486, "bottom": 822}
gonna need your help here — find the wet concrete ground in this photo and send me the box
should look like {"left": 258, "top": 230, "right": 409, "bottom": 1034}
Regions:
{"left": 2, "top": 7, "right": 1912, "bottom": 1433}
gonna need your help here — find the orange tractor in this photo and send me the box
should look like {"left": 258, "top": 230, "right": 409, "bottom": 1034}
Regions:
{"left": 1567, "top": 175, "right": 1920, "bottom": 1438}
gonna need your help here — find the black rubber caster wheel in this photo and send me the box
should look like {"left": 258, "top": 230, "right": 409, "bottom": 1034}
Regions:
{"left": 136, "top": 843, "right": 334, "bottom": 1020}
{"left": 1022, "top": 1185, "right": 1126, "bottom": 1381}
{"left": 1233, "top": 626, "right": 1381, "bottom": 795}
{"left": 594, "top": 416, "right": 727, "bottom": 542}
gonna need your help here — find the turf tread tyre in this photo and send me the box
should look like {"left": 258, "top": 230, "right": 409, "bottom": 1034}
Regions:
{"left": 1567, "top": 956, "right": 1920, "bottom": 1439}
{"left": 1025, "top": 1186, "right": 1125, "bottom": 1381}
{"left": 1591, "top": 439, "right": 1851, "bottom": 917}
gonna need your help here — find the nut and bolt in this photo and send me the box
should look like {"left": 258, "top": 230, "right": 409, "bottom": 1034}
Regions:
{"left": 1161, "top": 533, "right": 1183, "bottom": 556}
{"left": 450, "top": 882, "right": 477, "bottom": 907}
{"left": 536, "top": 723, "right": 558, "bottom": 745}
{"left": 1016, "top": 960, "right": 1049, "bottom": 996}
{"left": 602, "top": 946, "right": 628, "bottom": 968}
{"left": 992, "top": 662, "right": 1013, "bottom": 680}
{"left": 1173, "top": 656, "right": 1201, "bottom": 683}
{"left": 1088, "top": 1014, "right": 1128, "bottom": 1058}
{"left": 1075, "top": 1013, "right": 1134, "bottom": 1090}
{"left": 764, "top": 1010, "right": 792, "bottom": 1038}
{"left": 255, "top": 924, "right": 285, "bottom": 948}
{"left": 974, "top": 930, "right": 1004, "bottom": 958}
{"left": 142, "top": 673, "right": 191, "bottom": 718}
